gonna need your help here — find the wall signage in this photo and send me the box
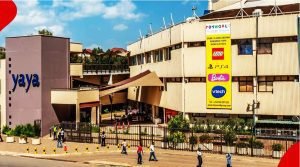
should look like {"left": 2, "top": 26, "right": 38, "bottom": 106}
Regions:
{"left": 206, "top": 22, "right": 232, "bottom": 109}
{"left": 12, "top": 74, "right": 40, "bottom": 93}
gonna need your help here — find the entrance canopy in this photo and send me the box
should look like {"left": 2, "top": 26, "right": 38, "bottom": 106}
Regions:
{"left": 99, "top": 70, "right": 163, "bottom": 97}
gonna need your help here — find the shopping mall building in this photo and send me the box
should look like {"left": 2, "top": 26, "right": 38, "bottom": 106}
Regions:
{"left": 127, "top": 0, "right": 300, "bottom": 123}
{"left": 0, "top": 0, "right": 299, "bottom": 136}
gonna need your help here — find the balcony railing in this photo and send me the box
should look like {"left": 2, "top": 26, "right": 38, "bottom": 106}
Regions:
{"left": 83, "top": 64, "right": 129, "bottom": 74}
{"left": 255, "top": 128, "right": 300, "bottom": 140}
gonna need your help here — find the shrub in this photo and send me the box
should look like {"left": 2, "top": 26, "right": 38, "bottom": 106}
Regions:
{"left": 199, "top": 134, "right": 213, "bottom": 143}
{"left": 224, "top": 130, "right": 237, "bottom": 146}
{"left": 168, "top": 113, "right": 189, "bottom": 132}
{"left": 236, "top": 142, "right": 248, "bottom": 148}
{"left": 2, "top": 125, "right": 10, "bottom": 135}
{"left": 168, "top": 131, "right": 185, "bottom": 143}
{"left": 272, "top": 143, "right": 283, "bottom": 151}
{"left": 20, "top": 134, "right": 27, "bottom": 140}
{"left": 189, "top": 136, "right": 198, "bottom": 145}
{"left": 92, "top": 126, "right": 100, "bottom": 133}
{"left": 253, "top": 140, "right": 264, "bottom": 149}
{"left": 6, "top": 130, "right": 15, "bottom": 137}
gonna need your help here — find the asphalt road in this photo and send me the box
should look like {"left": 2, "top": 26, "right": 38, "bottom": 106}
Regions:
{"left": 0, "top": 155, "right": 88, "bottom": 167}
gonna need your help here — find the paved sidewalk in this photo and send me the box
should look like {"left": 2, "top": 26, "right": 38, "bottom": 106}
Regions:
{"left": 0, "top": 137, "right": 280, "bottom": 167}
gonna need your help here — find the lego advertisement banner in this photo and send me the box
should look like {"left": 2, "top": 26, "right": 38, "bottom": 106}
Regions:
{"left": 206, "top": 23, "right": 232, "bottom": 109}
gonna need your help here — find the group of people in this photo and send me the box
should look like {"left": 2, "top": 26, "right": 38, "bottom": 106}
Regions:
{"left": 197, "top": 147, "right": 232, "bottom": 167}
{"left": 52, "top": 125, "right": 65, "bottom": 148}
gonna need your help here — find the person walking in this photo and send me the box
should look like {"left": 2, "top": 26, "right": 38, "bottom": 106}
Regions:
{"left": 57, "top": 130, "right": 63, "bottom": 148}
{"left": 197, "top": 147, "right": 203, "bottom": 167}
{"left": 149, "top": 142, "right": 158, "bottom": 161}
{"left": 137, "top": 144, "right": 143, "bottom": 164}
{"left": 121, "top": 139, "right": 127, "bottom": 154}
{"left": 226, "top": 153, "right": 232, "bottom": 167}
{"left": 53, "top": 126, "right": 57, "bottom": 140}
{"left": 61, "top": 128, "right": 65, "bottom": 142}
{"left": 101, "top": 131, "right": 106, "bottom": 147}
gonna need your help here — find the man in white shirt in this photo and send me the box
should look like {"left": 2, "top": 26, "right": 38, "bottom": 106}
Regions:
{"left": 121, "top": 139, "right": 127, "bottom": 154}
{"left": 197, "top": 147, "right": 202, "bottom": 167}
{"left": 149, "top": 142, "right": 158, "bottom": 161}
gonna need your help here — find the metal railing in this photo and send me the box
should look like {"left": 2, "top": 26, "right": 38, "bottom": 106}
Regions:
{"left": 83, "top": 64, "right": 129, "bottom": 74}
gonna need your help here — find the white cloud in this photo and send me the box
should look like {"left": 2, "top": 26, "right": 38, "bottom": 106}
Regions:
{"left": 54, "top": 0, "right": 143, "bottom": 21}
{"left": 113, "top": 24, "right": 128, "bottom": 31}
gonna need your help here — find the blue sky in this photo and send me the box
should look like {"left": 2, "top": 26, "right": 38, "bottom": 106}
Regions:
{"left": 0, "top": 0, "right": 208, "bottom": 50}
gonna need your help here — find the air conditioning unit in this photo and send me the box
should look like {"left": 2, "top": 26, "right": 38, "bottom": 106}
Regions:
{"left": 253, "top": 9, "right": 263, "bottom": 17}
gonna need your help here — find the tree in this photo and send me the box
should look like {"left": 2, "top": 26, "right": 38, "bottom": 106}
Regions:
{"left": 0, "top": 52, "right": 5, "bottom": 59}
{"left": 38, "top": 29, "right": 53, "bottom": 36}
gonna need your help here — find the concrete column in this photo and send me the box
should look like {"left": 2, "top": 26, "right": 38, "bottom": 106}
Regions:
{"left": 76, "top": 104, "right": 80, "bottom": 124}
{"left": 96, "top": 106, "right": 100, "bottom": 125}
{"left": 91, "top": 106, "right": 97, "bottom": 124}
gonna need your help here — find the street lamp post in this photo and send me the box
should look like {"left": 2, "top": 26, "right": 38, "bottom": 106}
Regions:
{"left": 247, "top": 100, "right": 260, "bottom": 157}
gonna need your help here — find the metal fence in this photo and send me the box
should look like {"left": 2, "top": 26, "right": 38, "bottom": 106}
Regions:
{"left": 83, "top": 64, "right": 129, "bottom": 74}
{"left": 59, "top": 122, "right": 298, "bottom": 157}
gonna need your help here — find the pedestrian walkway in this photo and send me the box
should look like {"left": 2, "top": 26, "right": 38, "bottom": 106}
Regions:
{"left": 0, "top": 135, "right": 280, "bottom": 167}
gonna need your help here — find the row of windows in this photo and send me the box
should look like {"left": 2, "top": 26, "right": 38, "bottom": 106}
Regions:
{"left": 129, "top": 44, "right": 182, "bottom": 66}
{"left": 158, "top": 76, "right": 299, "bottom": 92}
{"left": 130, "top": 36, "right": 297, "bottom": 65}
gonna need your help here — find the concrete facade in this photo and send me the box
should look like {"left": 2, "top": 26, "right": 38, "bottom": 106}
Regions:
{"left": 127, "top": 11, "right": 300, "bottom": 121}
{"left": 6, "top": 35, "right": 70, "bottom": 135}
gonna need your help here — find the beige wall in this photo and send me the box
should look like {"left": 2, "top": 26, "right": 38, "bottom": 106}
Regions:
{"left": 0, "top": 59, "right": 6, "bottom": 127}
{"left": 258, "top": 42, "right": 299, "bottom": 75}
{"left": 70, "top": 42, "right": 83, "bottom": 53}
{"left": 70, "top": 63, "right": 83, "bottom": 77}
{"left": 51, "top": 89, "right": 99, "bottom": 104}
{"left": 101, "top": 92, "right": 127, "bottom": 105}
{"left": 127, "top": 13, "right": 300, "bottom": 117}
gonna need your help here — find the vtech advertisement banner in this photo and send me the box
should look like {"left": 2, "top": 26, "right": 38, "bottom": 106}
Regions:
{"left": 206, "top": 22, "right": 232, "bottom": 109}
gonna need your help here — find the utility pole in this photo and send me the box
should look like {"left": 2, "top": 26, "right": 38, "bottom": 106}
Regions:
{"left": 247, "top": 100, "right": 260, "bottom": 156}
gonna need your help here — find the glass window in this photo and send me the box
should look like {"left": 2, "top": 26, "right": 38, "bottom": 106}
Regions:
{"left": 129, "top": 56, "right": 137, "bottom": 66}
{"left": 239, "top": 76, "right": 253, "bottom": 92}
{"left": 145, "top": 52, "right": 151, "bottom": 63}
{"left": 238, "top": 39, "right": 253, "bottom": 55}
{"left": 258, "top": 38, "right": 272, "bottom": 54}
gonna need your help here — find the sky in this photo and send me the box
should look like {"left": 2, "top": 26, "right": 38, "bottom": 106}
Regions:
{"left": 0, "top": 0, "right": 208, "bottom": 50}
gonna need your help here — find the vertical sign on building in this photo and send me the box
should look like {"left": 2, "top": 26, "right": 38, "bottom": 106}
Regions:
{"left": 206, "top": 23, "right": 232, "bottom": 109}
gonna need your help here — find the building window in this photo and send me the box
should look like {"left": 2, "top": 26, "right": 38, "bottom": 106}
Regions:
{"left": 8, "top": 58, "right": 11, "bottom": 61}
{"left": 187, "top": 42, "right": 205, "bottom": 47}
{"left": 9, "top": 97, "right": 11, "bottom": 100}
{"left": 257, "top": 38, "right": 272, "bottom": 54}
{"left": 9, "top": 122, "right": 11, "bottom": 125}
{"left": 9, "top": 115, "right": 11, "bottom": 119}
{"left": 274, "top": 75, "right": 299, "bottom": 82}
{"left": 192, "top": 113, "right": 206, "bottom": 117}
{"left": 9, "top": 91, "right": 11, "bottom": 94}
{"left": 154, "top": 50, "right": 163, "bottom": 63}
{"left": 238, "top": 76, "right": 253, "bottom": 92}
{"left": 258, "top": 76, "right": 273, "bottom": 92}
{"left": 9, "top": 103, "right": 11, "bottom": 107}
{"left": 174, "top": 43, "right": 182, "bottom": 49}
{"left": 164, "top": 47, "right": 171, "bottom": 61}
{"left": 166, "top": 77, "right": 182, "bottom": 83}
{"left": 9, "top": 70, "right": 11, "bottom": 74}
{"left": 187, "top": 77, "right": 206, "bottom": 82}
{"left": 238, "top": 39, "right": 253, "bottom": 55}
{"left": 137, "top": 54, "right": 143, "bottom": 65}
{"left": 9, "top": 64, "right": 11, "bottom": 68}
{"left": 145, "top": 52, "right": 151, "bottom": 63}
{"left": 129, "top": 56, "right": 137, "bottom": 66}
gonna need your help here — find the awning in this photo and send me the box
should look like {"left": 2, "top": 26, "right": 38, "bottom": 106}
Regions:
{"left": 99, "top": 70, "right": 163, "bottom": 97}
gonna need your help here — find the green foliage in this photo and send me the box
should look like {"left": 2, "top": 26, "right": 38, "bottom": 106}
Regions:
{"left": 224, "top": 130, "right": 237, "bottom": 146}
{"left": 20, "top": 134, "right": 27, "bottom": 139}
{"left": 103, "top": 108, "right": 109, "bottom": 113}
{"left": 189, "top": 136, "right": 198, "bottom": 144}
{"left": 5, "top": 124, "right": 40, "bottom": 137}
{"left": 236, "top": 142, "right": 248, "bottom": 148}
{"left": 6, "top": 130, "right": 15, "bottom": 137}
{"left": 0, "top": 52, "right": 5, "bottom": 59}
{"left": 168, "top": 131, "right": 185, "bottom": 143}
{"left": 272, "top": 143, "right": 283, "bottom": 151}
{"left": 168, "top": 113, "right": 189, "bottom": 132}
{"left": 2, "top": 125, "right": 10, "bottom": 134}
{"left": 123, "top": 129, "right": 129, "bottom": 134}
{"left": 70, "top": 54, "right": 83, "bottom": 63}
{"left": 249, "top": 138, "right": 264, "bottom": 149}
{"left": 199, "top": 134, "right": 213, "bottom": 143}
{"left": 38, "top": 29, "right": 53, "bottom": 36}
{"left": 92, "top": 125, "right": 100, "bottom": 133}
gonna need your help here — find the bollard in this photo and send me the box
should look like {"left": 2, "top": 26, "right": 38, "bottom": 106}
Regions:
{"left": 43, "top": 147, "right": 46, "bottom": 154}
{"left": 107, "top": 145, "right": 109, "bottom": 149}
{"left": 34, "top": 147, "right": 37, "bottom": 154}
{"left": 53, "top": 148, "right": 56, "bottom": 154}
{"left": 128, "top": 144, "right": 130, "bottom": 149}
{"left": 117, "top": 144, "right": 120, "bottom": 149}
{"left": 96, "top": 146, "right": 99, "bottom": 151}
{"left": 86, "top": 147, "right": 89, "bottom": 152}
{"left": 64, "top": 146, "right": 68, "bottom": 154}
{"left": 26, "top": 147, "right": 29, "bottom": 153}
{"left": 75, "top": 147, "right": 78, "bottom": 152}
